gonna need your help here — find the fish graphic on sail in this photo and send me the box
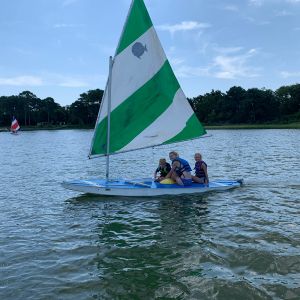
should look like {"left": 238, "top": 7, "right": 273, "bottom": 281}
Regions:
{"left": 89, "top": 0, "right": 206, "bottom": 158}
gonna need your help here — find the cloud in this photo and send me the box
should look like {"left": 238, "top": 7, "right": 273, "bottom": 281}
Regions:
{"left": 0, "top": 73, "right": 102, "bottom": 88}
{"left": 47, "top": 73, "right": 94, "bottom": 88}
{"left": 249, "top": 0, "right": 264, "bottom": 7}
{"left": 280, "top": 71, "right": 300, "bottom": 78}
{"left": 168, "top": 55, "right": 210, "bottom": 78}
{"left": 223, "top": 5, "right": 239, "bottom": 11}
{"left": 169, "top": 48, "right": 260, "bottom": 80}
{"left": 213, "top": 48, "right": 260, "bottom": 79}
{"left": 245, "top": 16, "right": 270, "bottom": 25}
{"left": 59, "top": 78, "right": 89, "bottom": 88}
{"left": 213, "top": 46, "right": 244, "bottom": 54}
{"left": 169, "top": 57, "right": 186, "bottom": 66}
{"left": 0, "top": 76, "right": 43, "bottom": 86}
{"left": 275, "top": 10, "right": 293, "bottom": 16}
{"left": 157, "top": 21, "right": 211, "bottom": 35}
{"left": 175, "top": 65, "right": 210, "bottom": 78}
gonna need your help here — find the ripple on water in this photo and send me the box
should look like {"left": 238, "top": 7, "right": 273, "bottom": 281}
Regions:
{"left": 1, "top": 129, "right": 300, "bottom": 299}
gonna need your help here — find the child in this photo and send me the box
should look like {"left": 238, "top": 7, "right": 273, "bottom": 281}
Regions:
{"left": 192, "top": 153, "right": 209, "bottom": 184}
{"left": 166, "top": 151, "right": 193, "bottom": 186}
{"left": 154, "top": 158, "right": 171, "bottom": 182}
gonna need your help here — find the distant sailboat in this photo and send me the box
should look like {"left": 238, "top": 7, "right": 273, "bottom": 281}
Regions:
{"left": 62, "top": 0, "right": 243, "bottom": 196}
{"left": 11, "top": 116, "right": 20, "bottom": 134}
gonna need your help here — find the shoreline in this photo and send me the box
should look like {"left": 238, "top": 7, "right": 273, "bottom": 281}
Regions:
{"left": 1, "top": 122, "right": 300, "bottom": 132}
{"left": 0, "top": 125, "right": 94, "bottom": 132}
{"left": 205, "top": 122, "right": 300, "bottom": 129}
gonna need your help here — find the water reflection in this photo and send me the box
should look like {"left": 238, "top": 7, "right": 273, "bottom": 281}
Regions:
{"left": 2, "top": 129, "right": 300, "bottom": 299}
{"left": 65, "top": 195, "right": 210, "bottom": 299}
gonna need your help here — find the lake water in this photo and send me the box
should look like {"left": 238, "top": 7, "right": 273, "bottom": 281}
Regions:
{"left": 0, "top": 129, "right": 299, "bottom": 299}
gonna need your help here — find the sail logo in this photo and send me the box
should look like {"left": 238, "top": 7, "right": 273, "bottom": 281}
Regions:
{"left": 132, "top": 42, "right": 147, "bottom": 59}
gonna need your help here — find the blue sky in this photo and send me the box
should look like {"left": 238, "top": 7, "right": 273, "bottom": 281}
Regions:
{"left": 1, "top": 0, "right": 300, "bottom": 106}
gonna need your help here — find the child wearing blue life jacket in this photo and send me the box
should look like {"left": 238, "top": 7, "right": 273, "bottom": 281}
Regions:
{"left": 192, "top": 153, "right": 209, "bottom": 184}
{"left": 154, "top": 158, "right": 171, "bottom": 182}
{"left": 165, "top": 151, "right": 193, "bottom": 186}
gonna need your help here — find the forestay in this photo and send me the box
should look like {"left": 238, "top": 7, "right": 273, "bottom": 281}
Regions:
{"left": 89, "top": 0, "right": 206, "bottom": 158}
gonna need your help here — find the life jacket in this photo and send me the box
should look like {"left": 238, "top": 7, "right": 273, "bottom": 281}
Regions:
{"left": 195, "top": 160, "right": 207, "bottom": 178}
{"left": 156, "top": 163, "right": 171, "bottom": 177}
{"left": 172, "top": 157, "right": 192, "bottom": 176}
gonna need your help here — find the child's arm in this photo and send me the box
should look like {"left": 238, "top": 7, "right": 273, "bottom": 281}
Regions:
{"left": 202, "top": 164, "right": 209, "bottom": 184}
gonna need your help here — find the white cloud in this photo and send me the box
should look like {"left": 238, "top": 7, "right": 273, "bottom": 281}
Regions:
{"left": 280, "top": 71, "right": 300, "bottom": 78}
{"left": 0, "top": 73, "right": 103, "bottom": 88}
{"left": 168, "top": 55, "right": 209, "bottom": 78}
{"left": 175, "top": 65, "right": 210, "bottom": 78}
{"left": 213, "top": 48, "right": 260, "bottom": 79}
{"left": 275, "top": 10, "right": 293, "bottom": 16}
{"left": 249, "top": 0, "right": 264, "bottom": 7}
{"left": 0, "top": 76, "right": 43, "bottom": 86}
{"left": 59, "top": 78, "right": 89, "bottom": 88}
{"left": 213, "top": 46, "right": 244, "bottom": 54}
{"left": 245, "top": 16, "right": 270, "bottom": 25}
{"left": 169, "top": 57, "right": 186, "bottom": 66}
{"left": 169, "top": 48, "right": 260, "bottom": 80}
{"left": 224, "top": 5, "right": 239, "bottom": 11}
{"left": 48, "top": 73, "right": 97, "bottom": 88}
{"left": 157, "top": 21, "right": 211, "bottom": 35}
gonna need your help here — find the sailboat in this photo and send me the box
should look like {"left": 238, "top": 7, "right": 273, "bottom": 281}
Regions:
{"left": 11, "top": 116, "right": 20, "bottom": 134}
{"left": 62, "top": 0, "right": 243, "bottom": 197}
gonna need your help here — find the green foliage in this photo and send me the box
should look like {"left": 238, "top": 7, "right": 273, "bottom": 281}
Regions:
{"left": 190, "top": 84, "right": 300, "bottom": 125}
{"left": 0, "top": 89, "right": 104, "bottom": 127}
{"left": 276, "top": 84, "right": 300, "bottom": 117}
{"left": 0, "top": 91, "right": 67, "bottom": 126}
{"left": 66, "top": 89, "right": 104, "bottom": 125}
{"left": 1, "top": 84, "right": 299, "bottom": 127}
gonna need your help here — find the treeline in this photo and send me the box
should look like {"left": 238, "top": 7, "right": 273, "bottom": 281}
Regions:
{"left": 0, "top": 84, "right": 299, "bottom": 127}
{"left": 190, "top": 84, "right": 300, "bottom": 124}
{"left": 0, "top": 89, "right": 103, "bottom": 127}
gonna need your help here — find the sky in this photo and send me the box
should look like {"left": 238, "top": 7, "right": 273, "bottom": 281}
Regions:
{"left": 0, "top": 0, "right": 300, "bottom": 106}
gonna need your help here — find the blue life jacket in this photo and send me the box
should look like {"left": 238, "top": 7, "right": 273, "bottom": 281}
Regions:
{"left": 195, "top": 160, "right": 207, "bottom": 178}
{"left": 172, "top": 157, "right": 192, "bottom": 176}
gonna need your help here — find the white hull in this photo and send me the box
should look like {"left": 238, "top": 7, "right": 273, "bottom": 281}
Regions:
{"left": 62, "top": 178, "right": 242, "bottom": 197}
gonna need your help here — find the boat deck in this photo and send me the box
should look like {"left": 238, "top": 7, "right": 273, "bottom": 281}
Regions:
{"left": 62, "top": 178, "right": 243, "bottom": 197}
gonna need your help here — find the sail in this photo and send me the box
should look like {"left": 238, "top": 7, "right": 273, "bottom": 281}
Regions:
{"left": 11, "top": 117, "right": 20, "bottom": 132}
{"left": 89, "top": 0, "right": 206, "bottom": 158}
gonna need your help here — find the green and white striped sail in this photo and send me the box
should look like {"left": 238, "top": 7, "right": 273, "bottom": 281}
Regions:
{"left": 89, "top": 0, "right": 206, "bottom": 158}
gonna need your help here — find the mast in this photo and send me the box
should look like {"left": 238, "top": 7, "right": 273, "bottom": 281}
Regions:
{"left": 105, "top": 56, "right": 113, "bottom": 183}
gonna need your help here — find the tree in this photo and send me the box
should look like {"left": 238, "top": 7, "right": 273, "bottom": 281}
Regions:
{"left": 67, "top": 89, "right": 104, "bottom": 125}
{"left": 276, "top": 84, "right": 300, "bottom": 120}
{"left": 225, "top": 86, "right": 247, "bottom": 123}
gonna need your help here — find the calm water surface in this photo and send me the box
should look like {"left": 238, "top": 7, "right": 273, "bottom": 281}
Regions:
{"left": 0, "top": 129, "right": 299, "bottom": 299}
